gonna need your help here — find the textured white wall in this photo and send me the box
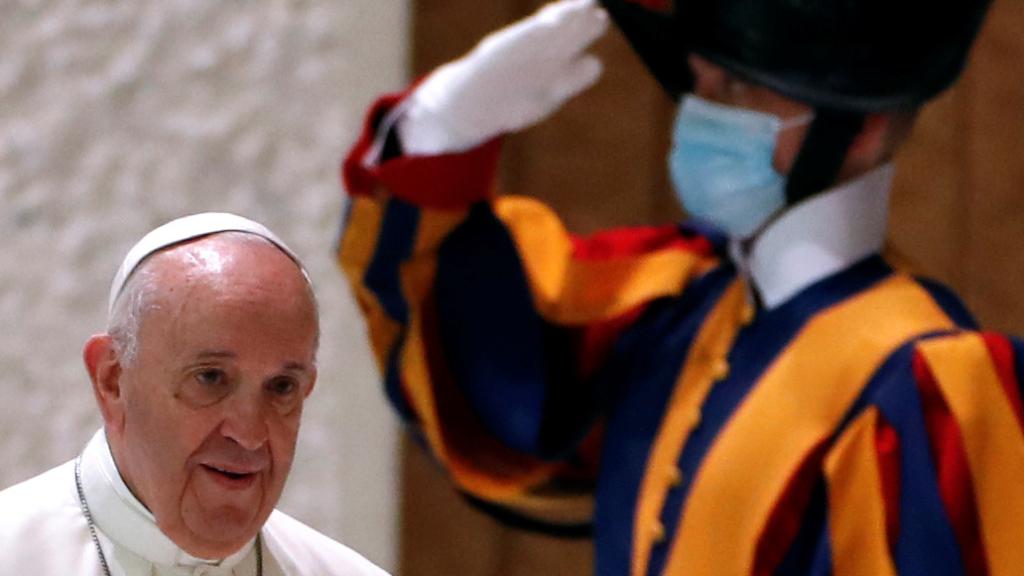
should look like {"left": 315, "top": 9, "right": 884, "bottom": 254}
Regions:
{"left": 0, "top": 0, "right": 408, "bottom": 570}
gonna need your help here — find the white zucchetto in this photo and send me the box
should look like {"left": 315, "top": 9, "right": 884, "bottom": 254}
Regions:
{"left": 108, "top": 212, "right": 305, "bottom": 315}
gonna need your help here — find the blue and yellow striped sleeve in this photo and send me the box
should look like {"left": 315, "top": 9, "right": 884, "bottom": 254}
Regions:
{"left": 337, "top": 93, "right": 718, "bottom": 523}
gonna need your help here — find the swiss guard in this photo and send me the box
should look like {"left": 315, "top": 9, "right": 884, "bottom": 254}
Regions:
{"left": 338, "top": 0, "right": 1024, "bottom": 574}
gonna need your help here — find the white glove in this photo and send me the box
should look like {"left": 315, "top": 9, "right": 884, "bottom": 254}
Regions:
{"left": 397, "top": 0, "right": 610, "bottom": 156}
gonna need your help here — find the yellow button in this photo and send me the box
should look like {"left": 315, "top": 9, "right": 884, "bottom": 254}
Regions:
{"left": 652, "top": 522, "right": 666, "bottom": 544}
{"left": 741, "top": 304, "right": 756, "bottom": 326}
{"left": 688, "top": 408, "right": 702, "bottom": 428}
{"left": 668, "top": 467, "right": 683, "bottom": 487}
{"left": 713, "top": 359, "right": 730, "bottom": 381}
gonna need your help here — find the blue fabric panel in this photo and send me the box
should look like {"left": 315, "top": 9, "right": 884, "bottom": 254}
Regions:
{"left": 916, "top": 277, "right": 979, "bottom": 330}
{"left": 534, "top": 322, "right": 608, "bottom": 459}
{"left": 592, "top": 265, "right": 735, "bottom": 576}
{"left": 1013, "top": 336, "right": 1024, "bottom": 404}
{"left": 868, "top": 341, "right": 967, "bottom": 576}
{"left": 808, "top": 524, "right": 835, "bottom": 576}
{"left": 434, "top": 204, "right": 578, "bottom": 456}
{"left": 775, "top": 477, "right": 834, "bottom": 576}
{"left": 384, "top": 336, "right": 415, "bottom": 420}
{"left": 362, "top": 198, "right": 420, "bottom": 418}
{"left": 363, "top": 198, "right": 420, "bottom": 324}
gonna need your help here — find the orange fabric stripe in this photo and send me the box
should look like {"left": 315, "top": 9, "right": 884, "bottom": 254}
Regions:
{"left": 824, "top": 408, "right": 898, "bottom": 576}
{"left": 337, "top": 196, "right": 385, "bottom": 279}
{"left": 495, "top": 196, "right": 716, "bottom": 324}
{"left": 631, "top": 279, "right": 749, "bottom": 576}
{"left": 337, "top": 197, "right": 401, "bottom": 369}
{"left": 919, "top": 333, "right": 1024, "bottom": 576}
{"left": 662, "top": 275, "right": 954, "bottom": 576}
{"left": 981, "top": 333, "right": 1024, "bottom": 434}
{"left": 412, "top": 208, "right": 467, "bottom": 257}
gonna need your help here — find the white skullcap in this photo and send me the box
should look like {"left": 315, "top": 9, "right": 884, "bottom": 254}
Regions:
{"left": 108, "top": 212, "right": 306, "bottom": 315}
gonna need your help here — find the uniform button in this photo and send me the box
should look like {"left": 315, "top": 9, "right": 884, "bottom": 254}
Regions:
{"left": 688, "top": 408, "right": 702, "bottom": 428}
{"left": 712, "top": 359, "right": 730, "bottom": 381}
{"left": 741, "top": 304, "right": 756, "bottom": 326}
{"left": 652, "top": 522, "right": 666, "bottom": 544}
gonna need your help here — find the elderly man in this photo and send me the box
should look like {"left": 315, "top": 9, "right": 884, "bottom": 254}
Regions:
{"left": 0, "top": 213, "right": 387, "bottom": 576}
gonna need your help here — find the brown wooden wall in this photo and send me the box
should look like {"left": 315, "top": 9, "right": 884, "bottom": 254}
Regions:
{"left": 401, "top": 1, "right": 1024, "bottom": 574}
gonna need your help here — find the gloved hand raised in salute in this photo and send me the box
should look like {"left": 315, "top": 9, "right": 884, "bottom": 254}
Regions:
{"left": 397, "top": 0, "right": 609, "bottom": 156}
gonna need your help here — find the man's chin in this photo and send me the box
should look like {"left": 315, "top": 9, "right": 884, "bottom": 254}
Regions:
{"left": 176, "top": 511, "right": 262, "bottom": 559}
{"left": 177, "top": 491, "right": 267, "bottom": 559}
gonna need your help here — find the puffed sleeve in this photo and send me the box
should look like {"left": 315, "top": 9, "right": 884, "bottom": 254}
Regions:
{"left": 337, "top": 91, "right": 719, "bottom": 526}
{"left": 822, "top": 331, "right": 1024, "bottom": 575}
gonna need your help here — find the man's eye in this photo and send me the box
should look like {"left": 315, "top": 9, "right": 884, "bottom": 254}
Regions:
{"left": 177, "top": 368, "right": 233, "bottom": 407}
{"left": 268, "top": 377, "right": 298, "bottom": 397}
{"left": 267, "top": 377, "right": 305, "bottom": 413}
{"left": 196, "top": 369, "right": 226, "bottom": 387}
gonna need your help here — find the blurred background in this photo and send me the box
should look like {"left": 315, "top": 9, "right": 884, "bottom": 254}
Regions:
{"left": 1, "top": 1, "right": 1022, "bottom": 575}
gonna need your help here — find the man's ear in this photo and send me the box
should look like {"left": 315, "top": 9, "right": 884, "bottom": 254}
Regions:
{"left": 847, "top": 113, "right": 893, "bottom": 168}
{"left": 304, "top": 368, "right": 318, "bottom": 399}
{"left": 83, "top": 334, "right": 126, "bottom": 433}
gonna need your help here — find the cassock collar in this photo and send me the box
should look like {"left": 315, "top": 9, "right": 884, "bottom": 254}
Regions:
{"left": 730, "top": 163, "right": 894, "bottom": 310}
{"left": 80, "top": 429, "right": 255, "bottom": 571}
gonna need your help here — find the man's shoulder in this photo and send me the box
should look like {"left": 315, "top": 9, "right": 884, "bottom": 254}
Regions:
{"left": 0, "top": 460, "right": 93, "bottom": 573}
{"left": 263, "top": 509, "right": 389, "bottom": 576}
{"left": 0, "top": 459, "right": 79, "bottom": 523}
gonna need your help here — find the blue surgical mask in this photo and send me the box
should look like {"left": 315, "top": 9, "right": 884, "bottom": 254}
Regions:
{"left": 668, "top": 95, "right": 811, "bottom": 238}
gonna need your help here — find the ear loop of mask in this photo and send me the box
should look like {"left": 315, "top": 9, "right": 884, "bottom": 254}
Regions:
{"left": 778, "top": 112, "right": 815, "bottom": 133}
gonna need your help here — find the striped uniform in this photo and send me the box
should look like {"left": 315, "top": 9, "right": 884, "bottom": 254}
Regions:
{"left": 338, "top": 94, "right": 1024, "bottom": 576}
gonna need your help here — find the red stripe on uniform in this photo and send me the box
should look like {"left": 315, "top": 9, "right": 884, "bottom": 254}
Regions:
{"left": 981, "top": 332, "right": 1024, "bottom": 434}
{"left": 874, "top": 416, "right": 901, "bottom": 553}
{"left": 571, "top": 226, "right": 714, "bottom": 261}
{"left": 913, "top": 351, "right": 990, "bottom": 576}
{"left": 751, "top": 440, "right": 829, "bottom": 575}
{"left": 576, "top": 304, "right": 648, "bottom": 381}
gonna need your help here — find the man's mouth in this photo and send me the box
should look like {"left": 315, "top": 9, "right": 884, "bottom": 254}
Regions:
{"left": 201, "top": 464, "right": 260, "bottom": 488}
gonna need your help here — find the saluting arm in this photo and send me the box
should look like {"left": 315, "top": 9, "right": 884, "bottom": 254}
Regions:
{"left": 336, "top": 0, "right": 717, "bottom": 525}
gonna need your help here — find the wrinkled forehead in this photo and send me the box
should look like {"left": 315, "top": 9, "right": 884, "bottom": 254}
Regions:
{"left": 120, "top": 233, "right": 321, "bottom": 363}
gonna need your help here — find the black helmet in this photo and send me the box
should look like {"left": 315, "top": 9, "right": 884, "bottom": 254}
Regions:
{"left": 599, "top": 0, "right": 993, "bottom": 111}
{"left": 599, "top": 0, "right": 992, "bottom": 203}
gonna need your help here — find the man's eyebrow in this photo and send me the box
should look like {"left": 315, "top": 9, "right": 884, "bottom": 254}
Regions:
{"left": 194, "top": 350, "right": 236, "bottom": 360}
{"left": 190, "top": 351, "right": 312, "bottom": 372}
{"left": 281, "top": 361, "right": 313, "bottom": 374}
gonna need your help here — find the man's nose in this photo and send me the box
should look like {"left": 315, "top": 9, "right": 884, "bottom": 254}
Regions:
{"left": 219, "top": 392, "right": 269, "bottom": 451}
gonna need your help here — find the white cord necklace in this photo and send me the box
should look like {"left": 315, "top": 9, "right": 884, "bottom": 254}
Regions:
{"left": 74, "top": 455, "right": 263, "bottom": 576}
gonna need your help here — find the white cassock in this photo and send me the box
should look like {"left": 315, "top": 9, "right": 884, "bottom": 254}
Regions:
{"left": 0, "top": 431, "right": 389, "bottom": 576}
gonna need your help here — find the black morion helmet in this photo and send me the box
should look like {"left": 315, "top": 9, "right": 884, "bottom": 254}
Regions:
{"left": 600, "top": 0, "right": 993, "bottom": 203}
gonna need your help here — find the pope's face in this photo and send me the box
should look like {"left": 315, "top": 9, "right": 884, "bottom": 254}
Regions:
{"left": 103, "top": 235, "right": 318, "bottom": 559}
